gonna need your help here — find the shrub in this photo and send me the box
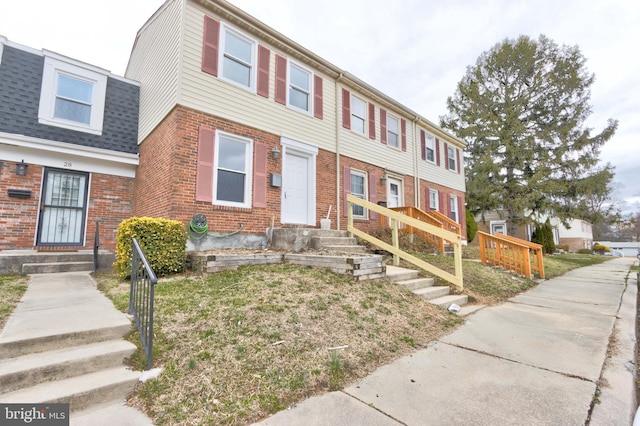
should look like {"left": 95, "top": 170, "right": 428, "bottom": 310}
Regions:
{"left": 114, "top": 217, "right": 188, "bottom": 279}
{"left": 465, "top": 209, "right": 478, "bottom": 243}
{"left": 592, "top": 243, "right": 611, "bottom": 255}
{"left": 531, "top": 218, "right": 555, "bottom": 255}
{"left": 578, "top": 248, "right": 593, "bottom": 254}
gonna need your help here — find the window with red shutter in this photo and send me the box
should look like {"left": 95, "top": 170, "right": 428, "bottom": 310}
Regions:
{"left": 195, "top": 127, "right": 215, "bottom": 202}
{"left": 257, "top": 45, "right": 270, "bottom": 98}
{"left": 202, "top": 16, "right": 220, "bottom": 76}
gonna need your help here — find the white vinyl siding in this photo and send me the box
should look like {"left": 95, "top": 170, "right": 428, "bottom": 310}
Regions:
{"left": 178, "top": 6, "right": 336, "bottom": 152}
{"left": 125, "top": 0, "right": 181, "bottom": 142}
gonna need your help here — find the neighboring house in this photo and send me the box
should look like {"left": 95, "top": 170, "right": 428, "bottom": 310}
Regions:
{"left": 0, "top": 36, "right": 139, "bottom": 251}
{"left": 125, "top": 0, "right": 467, "bottom": 248}
{"left": 475, "top": 209, "right": 593, "bottom": 252}
{"left": 550, "top": 218, "right": 593, "bottom": 252}
{"left": 594, "top": 241, "right": 640, "bottom": 257}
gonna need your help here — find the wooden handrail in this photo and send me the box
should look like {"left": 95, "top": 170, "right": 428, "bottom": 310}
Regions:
{"left": 477, "top": 231, "right": 544, "bottom": 279}
{"left": 423, "top": 209, "right": 462, "bottom": 236}
{"left": 380, "top": 206, "right": 446, "bottom": 252}
{"left": 348, "top": 194, "right": 464, "bottom": 289}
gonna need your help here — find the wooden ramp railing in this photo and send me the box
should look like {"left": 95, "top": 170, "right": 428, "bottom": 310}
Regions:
{"left": 348, "top": 194, "right": 463, "bottom": 289}
{"left": 477, "top": 231, "right": 545, "bottom": 279}
{"left": 378, "top": 206, "right": 461, "bottom": 253}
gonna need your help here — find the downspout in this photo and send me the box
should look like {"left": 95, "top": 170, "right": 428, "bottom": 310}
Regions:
{"left": 413, "top": 116, "right": 420, "bottom": 208}
{"left": 336, "top": 73, "right": 344, "bottom": 230}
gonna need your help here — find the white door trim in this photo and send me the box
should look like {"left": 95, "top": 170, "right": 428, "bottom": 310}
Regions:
{"left": 281, "top": 137, "right": 317, "bottom": 225}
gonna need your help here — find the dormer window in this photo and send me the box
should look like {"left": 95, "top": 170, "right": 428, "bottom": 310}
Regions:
{"left": 38, "top": 55, "right": 106, "bottom": 135}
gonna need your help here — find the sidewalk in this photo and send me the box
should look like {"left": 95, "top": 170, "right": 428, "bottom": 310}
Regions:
{"left": 254, "top": 257, "right": 638, "bottom": 425}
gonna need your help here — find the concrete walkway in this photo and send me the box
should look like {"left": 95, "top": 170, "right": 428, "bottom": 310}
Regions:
{"left": 0, "top": 271, "right": 154, "bottom": 426}
{"left": 254, "top": 257, "right": 638, "bottom": 425}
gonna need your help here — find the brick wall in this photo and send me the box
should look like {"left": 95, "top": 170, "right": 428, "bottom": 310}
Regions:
{"left": 418, "top": 180, "right": 467, "bottom": 240}
{"left": 134, "top": 106, "right": 286, "bottom": 234}
{"left": 0, "top": 159, "right": 133, "bottom": 250}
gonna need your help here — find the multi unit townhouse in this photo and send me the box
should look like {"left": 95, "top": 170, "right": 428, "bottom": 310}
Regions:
{"left": 125, "top": 0, "right": 467, "bottom": 247}
{"left": 0, "top": 36, "right": 139, "bottom": 252}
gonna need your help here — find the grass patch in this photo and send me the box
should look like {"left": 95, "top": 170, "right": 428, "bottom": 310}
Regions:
{"left": 543, "top": 254, "right": 612, "bottom": 279}
{"left": 95, "top": 264, "right": 457, "bottom": 425}
{"left": 0, "top": 275, "right": 29, "bottom": 330}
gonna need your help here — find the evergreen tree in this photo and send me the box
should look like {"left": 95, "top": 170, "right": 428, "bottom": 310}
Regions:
{"left": 466, "top": 208, "right": 478, "bottom": 243}
{"left": 441, "top": 35, "right": 617, "bottom": 234}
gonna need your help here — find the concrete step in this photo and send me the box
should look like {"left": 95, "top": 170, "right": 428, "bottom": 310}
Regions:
{"left": 396, "top": 277, "right": 435, "bottom": 291}
{"left": 22, "top": 261, "right": 94, "bottom": 274}
{"left": 320, "top": 245, "right": 367, "bottom": 254}
{"left": 0, "top": 323, "right": 132, "bottom": 360}
{"left": 385, "top": 265, "right": 419, "bottom": 282}
{"left": 413, "top": 286, "right": 451, "bottom": 301}
{"left": 0, "top": 367, "right": 141, "bottom": 413}
{"left": 72, "top": 401, "right": 154, "bottom": 425}
{"left": 310, "top": 236, "right": 358, "bottom": 249}
{"left": 428, "top": 294, "right": 469, "bottom": 309}
{"left": 0, "top": 340, "right": 137, "bottom": 393}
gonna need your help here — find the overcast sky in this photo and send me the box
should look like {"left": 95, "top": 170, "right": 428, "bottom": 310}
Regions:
{"left": 1, "top": 0, "right": 638, "bottom": 215}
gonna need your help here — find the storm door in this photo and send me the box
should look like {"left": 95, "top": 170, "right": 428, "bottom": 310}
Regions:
{"left": 37, "top": 169, "right": 89, "bottom": 246}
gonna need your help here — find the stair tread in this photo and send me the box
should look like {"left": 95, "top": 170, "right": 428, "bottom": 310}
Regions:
{"left": 0, "top": 367, "right": 141, "bottom": 403}
{"left": 428, "top": 294, "right": 469, "bottom": 309}
{"left": 413, "top": 286, "right": 450, "bottom": 296}
{"left": 396, "top": 277, "right": 434, "bottom": 290}
{"left": 0, "top": 340, "right": 136, "bottom": 375}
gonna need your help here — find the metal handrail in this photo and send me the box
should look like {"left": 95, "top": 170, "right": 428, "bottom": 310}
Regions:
{"left": 93, "top": 221, "right": 100, "bottom": 273}
{"left": 348, "top": 194, "right": 464, "bottom": 289}
{"left": 129, "top": 238, "right": 158, "bottom": 370}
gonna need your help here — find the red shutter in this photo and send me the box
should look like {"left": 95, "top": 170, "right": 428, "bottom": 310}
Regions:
{"left": 343, "top": 166, "right": 351, "bottom": 216}
{"left": 380, "top": 109, "right": 387, "bottom": 145}
{"left": 257, "top": 45, "right": 270, "bottom": 98}
{"left": 275, "top": 55, "right": 287, "bottom": 105}
{"left": 202, "top": 16, "right": 220, "bottom": 76}
{"left": 456, "top": 148, "right": 461, "bottom": 174}
{"left": 439, "top": 192, "right": 445, "bottom": 214}
{"left": 195, "top": 127, "right": 215, "bottom": 202}
{"left": 252, "top": 142, "right": 268, "bottom": 208}
{"left": 424, "top": 186, "right": 430, "bottom": 211}
{"left": 368, "top": 103, "right": 376, "bottom": 140}
{"left": 401, "top": 118, "right": 407, "bottom": 151}
{"left": 341, "top": 88, "right": 350, "bottom": 129}
{"left": 314, "top": 75, "right": 323, "bottom": 119}
{"left": 420, "top": 130, "right": 426, "bottom": 160}
{"left": 444, "top": 142, "right": 449, "bottom": 170}
{"left": 436, "top": 138, "right": 440, "bottom": 166}
{"left": 458, "top": 196, "right": 463, "bottom": 224}
{"left": 368, "top": 173, "right": 377, "bottom": 220}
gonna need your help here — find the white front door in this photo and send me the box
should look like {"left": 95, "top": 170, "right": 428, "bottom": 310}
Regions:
{"left": 282, "top": 152, "right": 309, "bottom": 224}
{"left": 387, "top": 177, "right": 403, "bottom": 208}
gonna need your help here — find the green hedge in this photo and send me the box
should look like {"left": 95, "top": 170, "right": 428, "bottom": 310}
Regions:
{"left": 577, "top": 248, "right": 593, "bottom": 254}
{"left": 114, "top": 217, "right": 188, "bottom": 279}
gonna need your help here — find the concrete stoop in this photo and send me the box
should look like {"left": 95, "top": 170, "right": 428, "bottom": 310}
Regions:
{"left": 0, "top": 313, "right": 141, "bottom": 415}
{"left": 0, "top": 250, "right": 115, "bottom": 274}
{"left": 385, "top": 265, "right": 470, "bottom": 311}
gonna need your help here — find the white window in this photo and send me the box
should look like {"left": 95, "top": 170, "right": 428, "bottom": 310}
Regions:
{"left": 449, "top": 195, "right": 459, "bottom": 222}
{"left": 288, "top": 61, "right": 312, "bottom": 113}
{"left": 350, "top": 170, "right": 367, "bottom": 218}
{"left": 220, "top": 25, "right": 255, "bottom": 90}
{"left": 491, "top": 220, "right": 506, "bottom": 235}
{"left": 448, "top": 145, "right": 457, "bottom": 171}
{"left": 429, "top": 189, "right": 438, "bottom": 210}
{"left": 351, "top": 95, "right": 366, "bottom": 134}
{"left": 387, "top": 115, "right": 399, "bottom": 148}
{"left": 214, "top": 131, "right": 253, "bottom": 208}
{"left": 38, "top": 56, "right": 107, "bottom": 135}
{"left": 426, "top": 134, "right": 435, "bottom": 162}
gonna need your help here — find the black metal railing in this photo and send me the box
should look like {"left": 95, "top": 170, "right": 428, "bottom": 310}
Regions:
{"left": 129, "top": 238, "right": 158, "bottom": 370}
{"left": 93, "top": 221, "right": 100, "bottom": 273}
